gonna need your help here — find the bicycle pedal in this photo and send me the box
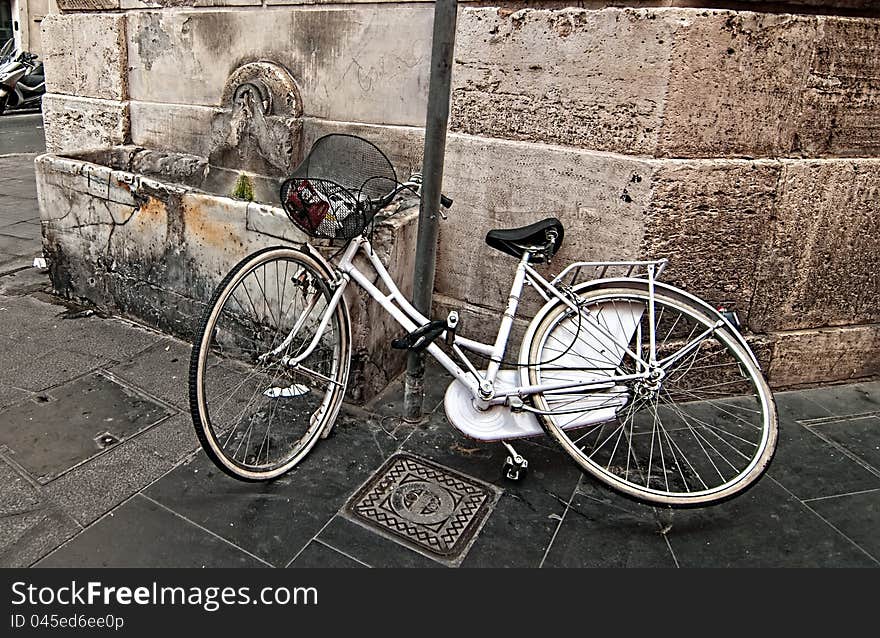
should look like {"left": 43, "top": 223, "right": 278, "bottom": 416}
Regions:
{"left": 391, "top": 320, "right": 446, "bottom": 351}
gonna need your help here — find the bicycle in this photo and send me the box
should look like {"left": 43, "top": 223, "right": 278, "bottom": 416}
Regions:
{"left": 188, "top": 134, "right": 777, "bottom": 508}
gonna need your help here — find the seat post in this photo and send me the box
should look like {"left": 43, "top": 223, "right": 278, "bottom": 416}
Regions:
{"left": 484, "top": 250, "right": 531, "bottom": 394}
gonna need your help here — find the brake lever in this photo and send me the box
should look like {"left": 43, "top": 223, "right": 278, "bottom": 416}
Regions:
{"left": 404, "top": 174, "right": 451, "bottom": 220}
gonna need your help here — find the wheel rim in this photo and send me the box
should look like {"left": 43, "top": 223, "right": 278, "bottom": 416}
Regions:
{"left": 194, "top": 251, "right": 346, "bottom": 478}
{"left": 530, "top": 290, "right": 776, "bottom": 506}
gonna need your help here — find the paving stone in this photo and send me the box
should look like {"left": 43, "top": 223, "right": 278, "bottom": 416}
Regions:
{"left": 0, "top": 295, "right": 163, "bottom": 362}
{"left": 0, "top": 221, "right": 39, "bottom": 240}
{"left": 0, "top": 294, "right": 71, "bottom": 338}
{"left": 774, "top": 388, "right": 837, "bottom": 420}
{"left": 0, "top": 119, "right": 43, "bottom": 154}
{"left": 43, "top": 438, "right": 175, "bottom": 526}
{"left": 316, "top": 516, "right": 441, "bottom": 568}
{"left": 0, "top": 371, "right": 175, "bottom": 482}
{"left": 806, "top": 490, "right": 880, "bottom": 564}
{"left": 463, "top": 445, "right": 584, "bottom": 567}
{"left": 0, "top": 156, "right": 39, "bottom": 181}
{"left": 0, "top": 383, "right": 33, "bottom": 410}
{"left": 287, "top": 540, "right": 366, "bottom": 569}
{"left": 809, "top": 415, "right": 880, "bottom": 473}
{"left": 0, "top": 255, "right": 32, "bottom": 272}
{"left": 0, "top": 456, "right": 80, "bottom": 568}
{"left": 858, "top": 381, "right": 880, "bottom": 398}
{"left": 661, "top": 478, "right": 875, "bottom": 567}
{"left": 0, "top": 266, "right": 52, "bottom": 297}
{"left": 365, "top": 358, "right": 452, "bottom": 420}
{"left": 0, "top": 506, "right": 81, "bottom": 568}
{"left": 0, "top": 178, "right": 39, "bottom": 199}
{"left": 6, "top": 349, "right": 112, "bottom": 392}
{"left": 540, "top": 489, "right": 675, "bottom": 568}
{"left": 109, "top": 338, "right": 193, "bottom": 410}
{"left": 769, "top": 419, "right": 880, "bottom": 501}
{"left": 0, "top": 456, "right": 42, "bottom": 514}
{"left": 0, "top": 233, "right": 40, "bottom": 258}
{"left": 0, "top": 195, "right": 39, "bottom": 218}
{"left": 797, "top": 384, "right": 880, "bottom": 418}
{"left": 0, "top": 335, "right": 56, "bottom": 375}
{"left": 35, "top": 495, "right": 265, "bottom": 568}
{"left": 143, "top": 410, "right": 395, "bottom": 566}
{"left": 135, "top": 413, "right": 200, "bottom": 465}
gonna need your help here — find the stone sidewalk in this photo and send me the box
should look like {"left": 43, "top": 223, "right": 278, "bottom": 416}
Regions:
{"left": 1, "top": 157, "right": 879, "bottom": 568}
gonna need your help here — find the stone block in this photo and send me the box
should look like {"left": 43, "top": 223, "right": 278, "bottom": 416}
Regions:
{"left": 129, "top": 101, "right": 218, "bottom": 160}
{"left": 126, "top": 7, "right": 433, "bottom": 126}
{"left": 42, "top": 94, "right": 130, "bottom": 155}
{"left": 41, "top": 14, "right": 127, "bottom": 101}
{"left": 300, "top": 118, "right": 426, "bottom": 182}
{"left": 798, "top": 16, "right": 880, "bottom": 157}
{"left": 641, "top": 160, "right": 780, "bottom": 319}
{"left": 453, "top": 8, "right": 880, "bottom": 159}
{"left": 436, "top": 134, "right": 650, "bottom": 317}
{"left": 452, "top": 7, "right": 674, "bottom": 155}
{"left": 768, "top": 325, "right": 880, "bottom": 388}
{"left": 749, "top": 160, "right": 880, "bottom": 332}
{"left": 659, "top": 11, "right": 818, "bottom": 158}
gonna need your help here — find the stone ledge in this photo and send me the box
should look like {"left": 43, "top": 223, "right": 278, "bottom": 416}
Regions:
{"left": 35, "top": 150, "right": 420, "bottom": 404}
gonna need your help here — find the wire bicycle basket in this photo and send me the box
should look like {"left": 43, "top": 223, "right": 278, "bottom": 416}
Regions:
{"left": 280, "top": 134, "right": 398, "bottom": 240}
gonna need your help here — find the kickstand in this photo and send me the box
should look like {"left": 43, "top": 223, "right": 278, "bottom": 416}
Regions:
{"left": 501, "top": 441, "right": 528, "bottom": 481}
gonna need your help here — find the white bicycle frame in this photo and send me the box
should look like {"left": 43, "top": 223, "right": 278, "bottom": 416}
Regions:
{"left": 278, "top": 233, "right": 717, "bottom": 414}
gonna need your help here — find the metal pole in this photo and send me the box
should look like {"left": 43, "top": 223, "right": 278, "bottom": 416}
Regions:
{"left": 403, "top": 0, "right": 458, "bottom": 422}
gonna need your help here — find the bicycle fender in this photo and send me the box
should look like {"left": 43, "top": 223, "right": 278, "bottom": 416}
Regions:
{"left": 297, "top": 242, "right": 336, "bottom": 279}
{"left": 518, "top": 277, "right": 761, "bottom": 389}
{"left": 298, "top": 240, "right": 352, "bottom": 324}
{"left": 295, "top": 242, "right": 352, "bottom": 439}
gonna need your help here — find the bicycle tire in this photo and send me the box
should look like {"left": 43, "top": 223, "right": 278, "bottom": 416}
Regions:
{"left": 189, "top": 245, "right": 351, "bottom": 481}
{"left": 526, "top": 286, "right": 777, "bottom": 508}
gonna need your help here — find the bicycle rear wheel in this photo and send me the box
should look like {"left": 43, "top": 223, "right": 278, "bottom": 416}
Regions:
{"left": 189, "top": 246, "right": 350, "bottom": 481}
{"left": 526, "top": 286, "right": 777, "bottom": 508}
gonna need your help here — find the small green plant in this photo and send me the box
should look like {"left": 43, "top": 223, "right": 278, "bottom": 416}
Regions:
{"left": 231, "top": 173, "right": 255, "bottom": 201}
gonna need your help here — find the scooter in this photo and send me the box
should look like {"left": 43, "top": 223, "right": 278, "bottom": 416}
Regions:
{"left": 0, "top": 39, "right": 45, "bottom": 115}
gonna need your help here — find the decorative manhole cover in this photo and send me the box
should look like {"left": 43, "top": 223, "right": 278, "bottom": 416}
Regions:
{"left": 345, "top": 453, "right": 499, "bottom": 562}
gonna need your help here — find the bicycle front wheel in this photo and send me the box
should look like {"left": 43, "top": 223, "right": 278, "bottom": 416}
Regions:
{"left": 189, "top": 246, "right": 351, "bottom": 481}
{"left": 526, "top": 286, "right": 777, "bottom": 508}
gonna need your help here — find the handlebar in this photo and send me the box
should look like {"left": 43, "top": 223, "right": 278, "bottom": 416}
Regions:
{"left": 370, "top": 180, "right": 453, "bottom": 214}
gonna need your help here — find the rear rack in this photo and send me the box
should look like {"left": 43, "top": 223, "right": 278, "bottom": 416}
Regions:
{"left": 550, "top": 259, "right": 669, "bottom": 288}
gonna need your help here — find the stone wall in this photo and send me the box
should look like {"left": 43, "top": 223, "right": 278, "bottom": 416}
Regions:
{"left": 38, "top": 1, "right": 880, "bottom": 389}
